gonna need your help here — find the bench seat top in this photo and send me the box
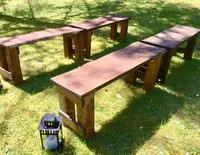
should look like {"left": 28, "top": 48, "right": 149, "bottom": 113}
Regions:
{"left": 0, "top": 26, "right": 82, "bottom": 48}
{"left": 69, "top": 15, "right": 130, "bottom": 31}
{"left": 51, "top": 42, "right": 166, "bottom": 98}
{"left": 142, "top": 25, "right": 200, "bottom": 49}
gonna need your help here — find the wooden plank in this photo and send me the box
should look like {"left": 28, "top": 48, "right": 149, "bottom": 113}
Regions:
{"left": 56, "top": 86, "right": 83, "bottom": 105}
{"left": 0, "top": 27, "right": 82, "bottom": 48}
{"left": 63, "top": 35, "right": 73, "bottom": 59}
{"left": 77, "top": 93, "right": 94, "bottom": 138}
{"left": 51, "top": 42, "right": 167, "bottom": 98}
{"left": 157, "top": 49, "right": 174, "bottom": 83}
{"left": 143, "top": 56, "right": 161, "bottom": 92}
{"left": 168, "top": 25, "right": 200, "bottom": 37}
{"left": 58, "top": 92, "right": 76, "bottom": 121}
{"left": 83, "top": 31, "right": 92, "bottom": 57}
{"left": 110, "top": 23, "right": 118, "bottom": 40}
{"left": 136, "top": 66, "right": 147, "bottom": 80}
{"left": 124, "top": 69, "right": 136, "bottom": 85}
{"left": 5, "top": 47, "right": 23, "bottom": 85}
{"left": 59, "top": 110, "right": 84, "bottom": 137}
{"left": 0, "top": 67, "right": 13, "bottom": 80}
{"left": 70, "top": 15, "right": 130, "bottom": 31}
{"left": 142, "top": 25, "right": 200, "bottom": 49}
{"left": 184, "top": 34, "right": 198, "bottom": 60}
{"left": 74, "top": 31, "right": 84, "bottom": 61}
{"left": 0, "top": 47, "right": 8, "bottom": 70}
{"left": 0, "top": 47, "right": 9, "bottom": 80}
{"left": 119, "top": 20, "right": 128, "bottom": 40}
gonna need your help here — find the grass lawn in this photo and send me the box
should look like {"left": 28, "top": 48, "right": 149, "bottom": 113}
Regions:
{"left": 0, "top": 0, "right": 200, "bottom": 154}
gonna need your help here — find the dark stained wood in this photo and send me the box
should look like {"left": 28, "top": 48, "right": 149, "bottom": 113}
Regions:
{"left": 77, "top": 93, "right": 95, "bottom": 138}
{"left": 59, "top": 110, "right": 84, "bottom": 136}
{"left": 157, "top": 50, "right": 174, "bottom": 83}
{"left": 51, "top": 42, "right": 166, "bottom": 98}
{"left": 110, "top": 23, "right": 118, "bottom": 40}
{"left": 70, "top": 15, "right": 130, "bottom": 31}
{"left": 184, "top": 34, "right": 198, "bottom": 60}
{"left": 142, "top": 25, "right": 200, "bottom": 50}
{"left": 143, "top": 56, "right": 161, "bottom": 92}
{"left": 177, "top": 47, "right": 186, "bottom": 53}
{"left": 74, "top": 31, "right": 84, "bottom": 61}
{"left": 0, "top": 47, "right": 8, "bottom": 70}
{"left": 141, "top": 25, "right": 199, "bottom": 83}
{"left": 69, "top": 15, "right": 130, "bottom": 56}
{"left": 63, "top": 35, "right": 73, "bottom": 59}
{"left": 124, "top": 69, "right": 136, "bottom": 85}
{"left": 119, "top": 20, "right": 128, "bottom": 40}
{"left": 83, "top": 31, "right": 92, "bottom": 56}
{"left": 5, "top": 47, "right": 23, "bottom": 85}
{"left": 0, "top": 27, "right": 82, "bottom": 48}
{"left": 0, "top": 26, "right": 85, "bottom": 85}
{"left": 58, "top": 92, "right": 76, "bottom": 121}
{"left": 0, "top": 47, "right": 9, "bottom": 80}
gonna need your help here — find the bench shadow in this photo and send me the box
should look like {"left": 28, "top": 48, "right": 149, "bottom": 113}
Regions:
{"left": 84, "top": 86, "right": 184, "bottom": 154}
{"left": 163, "top": 58, "right": 200, "bottom": 124}
{"left": 17, "top": 62, "right": 81, "bottom": 94}
{"left": 89, "top": 33, "right": 137, "bottom": 60}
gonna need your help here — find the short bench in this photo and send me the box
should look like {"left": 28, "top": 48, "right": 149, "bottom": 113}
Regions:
{"left": 51, "top": 42, "right": 167, "bottom": 138}
{"left": 141, "top": 25, "right": 200, "bottom": 83}
{"left": 0, "top": 26, "right": 84, "bottom": 85}
{"left": 69, "top": 15, "right": 130, "bottom": 56}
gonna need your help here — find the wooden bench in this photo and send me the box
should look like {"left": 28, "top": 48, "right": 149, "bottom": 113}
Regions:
{"left": 69, "top": 15, "right": 130, "bottom": 56}
{"left": 0, "top": 26, "right": 84, "bottom": 85}
{"left": 141, "top": 25, "right": 200, "bottom": 83}
{"left": 51, "top": 42, "right": 167, "bottom": 138}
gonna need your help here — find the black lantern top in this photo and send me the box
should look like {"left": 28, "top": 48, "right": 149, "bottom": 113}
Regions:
{"left": 38, "top": 114, "right": 62, "bottom": 132}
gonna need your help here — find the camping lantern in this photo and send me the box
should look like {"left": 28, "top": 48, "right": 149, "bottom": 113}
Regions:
{"left": 38, "top": 114, "right": 64, "bottom": 151}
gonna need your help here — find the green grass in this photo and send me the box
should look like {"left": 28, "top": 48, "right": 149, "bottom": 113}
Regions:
{"left": 0, "top": 0, "right": 200, "bottom": 154}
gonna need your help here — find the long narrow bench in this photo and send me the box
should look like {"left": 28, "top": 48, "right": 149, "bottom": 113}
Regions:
{"left": 51, "top": 42, "right": 167, "bottom": 138}
{"left": 69, "top": 15, "right": 130, "bottom": 56}
{"left": 141, "top": 25, "right": 200, "bottom": 83}
{"left": 0, "top": 26, "right": 84, "bottom": 85}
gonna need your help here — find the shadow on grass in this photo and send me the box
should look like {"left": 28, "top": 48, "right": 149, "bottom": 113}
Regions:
{"left": 44, "top": 141, "right": 76, "bottom": 155}
{"left": 17, "top": 62, "right": 83, "bottom": 94}
{"left": 164, "top": 58, "right": 200, "bottom": 124}
{"left": 85, "top": 86, "right": 184, "bottom": 154}
{"left": 88, "top": 33, "right": 137, "bottom": 60}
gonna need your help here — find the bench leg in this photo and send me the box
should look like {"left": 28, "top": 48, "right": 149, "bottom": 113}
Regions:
{"left": 143, "top": 56, "right": 161, "bottom": 92}
{"left": 110, "top": 23, "right": 118, "bottom": 40}
{"left": 157, "top": 50, "right": 173, "bottom": 84}
{"left": 83, "top": 31, "right": 92, "bottom": 57}
{"left": 63, "top": 35, "right": 73, "bottom": 59}
{"left": 77, "top": 93, "right": 95, "bottom": 138}
{"left": 184, "top": 34, "right": 198, "bottom": 60}
{"left": 124, "top": 70, "right": 137, "bottom": 85}
{"left": 6, "top": 47, "right": 23, "bottom": 85}
{"left": 0, "top": 47, "right": 9, "bottom": 80}
{"left": 59, "top": 92, "right": 76, "bottom": 121}
{"left": 74, "top": 32, "right": 84, "bottom": 62}
{"left": 119, "top": 20, "right": 128, "bottom": 40}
